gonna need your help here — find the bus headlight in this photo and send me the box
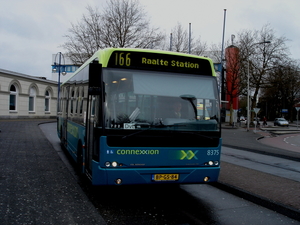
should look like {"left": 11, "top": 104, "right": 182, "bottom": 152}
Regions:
{"left": 105, "top": 161, "right": 122, "bottom": 167}
{"left": 204, "top": 160, "right": 219, "bottom": 166}
{"left": 115, "top": 178, "right": 122, "bottom": 185}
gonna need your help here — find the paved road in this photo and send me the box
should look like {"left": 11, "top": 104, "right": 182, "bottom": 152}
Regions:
{"left": 222, "top": 124, "right": 300, "bottom": 160}
{"left": 0, "top": 120, "right": 106, "bottom": 225}
{"left": 1, "top": 119, "right": 299, "bottom": 224}
{"left": 41, "top": 122, "right": 300, "bottom": 225}
{"left": 283, "top": 134, "right": 300, "bottom": 147}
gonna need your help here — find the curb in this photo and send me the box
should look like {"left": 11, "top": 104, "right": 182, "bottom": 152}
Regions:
{"left": 210, "top": 182, "right": 300, "bottom": 222}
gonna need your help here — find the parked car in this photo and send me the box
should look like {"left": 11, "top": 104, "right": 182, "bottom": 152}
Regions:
{"left": 239, "top": 116, "right": 246, "bottom": 121}
{"left": 274, "top": 118, "right": 289, "bottom": 127}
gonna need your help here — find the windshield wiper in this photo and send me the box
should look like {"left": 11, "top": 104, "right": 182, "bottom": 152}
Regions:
{"left": 180, "top": 94, "right": 198, "bottom": 120}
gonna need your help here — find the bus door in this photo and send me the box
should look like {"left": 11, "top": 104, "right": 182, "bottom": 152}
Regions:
{"left": 85, "top": 62, "right": 103, "bottom": 175}
{"left": 86, "top": 94, "right": 102, "bottom": 175}
{"left": 85, "top": 95, "right": 96, "bottom": 174}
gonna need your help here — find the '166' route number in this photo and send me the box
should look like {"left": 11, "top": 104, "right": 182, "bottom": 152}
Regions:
{"left": 207, "top": 150, "right": 219, "bottom": 156}
{"left": 115, "top": 52, "right": 131, "bottom": 66}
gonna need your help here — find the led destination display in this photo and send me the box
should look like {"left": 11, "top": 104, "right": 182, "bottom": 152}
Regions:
{"left": 107, "top": 50, "right": 213, "bottom": 75}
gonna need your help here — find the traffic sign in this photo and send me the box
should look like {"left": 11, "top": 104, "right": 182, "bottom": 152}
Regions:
{"left": 253, "top": 108, "right": 260, "bottom": 114}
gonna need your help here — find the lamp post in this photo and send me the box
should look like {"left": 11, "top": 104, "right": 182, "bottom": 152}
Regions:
{"left": 247, "top": 41, "right": 270, "bottom": 131}
{"left": 52, "top": 52, "right": 67, "bottom": 113}
{"left": 220, "top": 9, "right": 227, "bottom": 101}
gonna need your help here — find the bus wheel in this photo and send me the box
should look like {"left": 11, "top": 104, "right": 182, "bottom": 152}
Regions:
{"left": 77, "top": 143, "right": 84, "bottom": 174}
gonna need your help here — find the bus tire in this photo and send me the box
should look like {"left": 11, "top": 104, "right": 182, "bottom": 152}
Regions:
{"left": 77, "top": 142, "right": 84, "bottom": 174}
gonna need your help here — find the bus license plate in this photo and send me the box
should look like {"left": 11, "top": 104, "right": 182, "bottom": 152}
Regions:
{"left": 153, "top": 174, "right": 179, "bottom": 181}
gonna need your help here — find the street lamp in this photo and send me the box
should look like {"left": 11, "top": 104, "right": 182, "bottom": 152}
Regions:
{"left": 247, "top": 41, "right": 271, "bottom": 131}
{"left": 52, "top": 52, "right": 67, "bottom": 113}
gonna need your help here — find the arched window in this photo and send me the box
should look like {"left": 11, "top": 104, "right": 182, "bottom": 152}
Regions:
{"left": 9, "top": 84, "right": 18, "bottom": 111}
{"left": 29, "top": 87, "right": 36, "bottom": 112}
{"left": 45, "top": 90, "right": 51, "bottom": 112}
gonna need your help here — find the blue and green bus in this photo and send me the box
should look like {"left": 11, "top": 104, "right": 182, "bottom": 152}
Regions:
{"left": 57, "top": 48, "right": 221, "bottom": 185}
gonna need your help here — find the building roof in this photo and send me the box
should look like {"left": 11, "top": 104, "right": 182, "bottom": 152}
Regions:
{"left": 0, "top": 68, "right": 57, "bottom": 84}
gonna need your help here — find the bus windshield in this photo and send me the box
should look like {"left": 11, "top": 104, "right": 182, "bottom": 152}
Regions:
{"left": 103, "top": 68, "right": 220, "bottom": 132}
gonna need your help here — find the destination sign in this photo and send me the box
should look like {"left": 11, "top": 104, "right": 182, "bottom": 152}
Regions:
{"left": 107, "top": 50, "right": 213, "bottom": 75}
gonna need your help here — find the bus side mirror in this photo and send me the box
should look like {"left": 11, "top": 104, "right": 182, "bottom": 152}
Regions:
{"left": 88, "top": 62, "right": 102, "bottom": 95}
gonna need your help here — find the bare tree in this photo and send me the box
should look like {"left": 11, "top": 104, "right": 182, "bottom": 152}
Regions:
{"left": 207, "top": 43, "right": 222, "bottom": 63}
{"left": 62, "top": 6, "right": 104, "bottom": 65}
{"left": 101, "top": 0, "right": 163, "bottom": 48}
{"left": 62, "top": 0, "right": 164, "bottom": 65}
{"left": 192, "top": 36, "right": 207, "bottom": 56}
{"left": 171, "top": 23, "right": 189, "bottom": 52}
{"left": 236, "top": 24, "right": 290, "bottom": 122}
{"left": 261, "top": 60, "right": 300, "bottom": 120}
{"left": 169, "top": 22, "right": 207, "bottom": 55}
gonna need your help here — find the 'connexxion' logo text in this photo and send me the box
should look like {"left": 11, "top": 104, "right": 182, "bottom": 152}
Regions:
{"left": 117, "top": 149, "right": 160, "bottom": 155}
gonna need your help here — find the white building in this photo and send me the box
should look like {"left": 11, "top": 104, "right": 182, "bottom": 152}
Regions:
{"left": 0, "top": 69, "right": 58, "bottom": 119}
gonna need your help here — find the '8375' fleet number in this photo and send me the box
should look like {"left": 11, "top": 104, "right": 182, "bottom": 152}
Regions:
{"left": 207, "top": 150, "right": 220, "bottom": 156}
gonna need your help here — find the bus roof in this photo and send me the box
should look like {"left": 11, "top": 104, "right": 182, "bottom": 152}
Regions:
{"left": 63, "top": 48, "right": 216, "bottom": 85}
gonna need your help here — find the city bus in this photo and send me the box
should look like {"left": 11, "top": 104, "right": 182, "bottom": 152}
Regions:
{"left": 57, "top": 48, "right": 221, "bottom": 185}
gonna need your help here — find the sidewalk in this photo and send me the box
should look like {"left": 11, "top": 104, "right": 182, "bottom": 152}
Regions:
{"left": 220, "top": 123, "right": 300, "bottom": 220}
{"left": 0, "top": 119, "right": 106, "bottom": 225}
{"left": 222, "top": 123, "right": 300, "bottom": 160}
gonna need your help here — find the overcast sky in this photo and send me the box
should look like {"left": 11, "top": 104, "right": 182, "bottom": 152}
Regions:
{"left": 1, "top": 0, "right": 299, "bottom": 80}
